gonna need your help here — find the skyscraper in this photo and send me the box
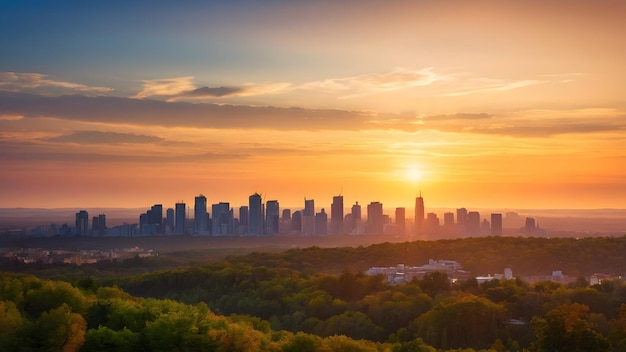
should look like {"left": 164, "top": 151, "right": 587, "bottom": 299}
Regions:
{"left": 343, "top": 213, "right": 354, "bottom": 234}
{"left": 175, "top": 202, "right": 186, "bottom": 235}
{"left": 291, "top": 210, "right": 302, "bottom": 233}
{"left": 367, "top": 201, "right": 383, "bottom": 235}
{"left": 304, "top": 198, "right": 314, "bottom": 216}
{"left": 491, "top": 213, "right": 503, "bottom": 236}
{"left": 265, "top": 200, "right": 280, "bottom": 235}
{"left": 415, "top": 193, "right": 424, "bottom": 237}
{"left": 467, "top": 211, "right": 480, "bottom": 236}
{"left": 139, "top": 212, "right": 149, "bottom": 235}
{"left": 92, "top": 216, "right": 99, "bottom": 235}
{"left": 166, "top": 208, "right": 174, "bottom": 234}
{"left": 302, "top": 198, "right": 315, "bottom": 235}
{"left": 75, "top": 210, "right": 88, "bottom": 235}
{"left": 194, "top": 195, "right": 208, "bottom": 235}
{"left": 315, "top": 209, "right": 328, "bottom": 235}
{"left": 248, "top": 193, "right": 263, "bottom": 236}
{"left": 92, "top": 214, "right": 106, "bottom": 236}
{"left": 525, "top": 217, "right": 536, "bottom": 235}
{"left": 444, "top": 212, "right": 455, "bottom": 230}
{"left": 150, "top": 204, "right": 163, "bottom": 234}
{"left": 239, "top": 206, "right": 249, "bottom": 234}
{"left": 481, "top": 218, "right": 491, "bottom": 235}
{"left": 331, "top": 195, "right": 344, "bottom": 235}
{"left": 395, "top": 207, "right": 406, "bottom": 235}
{"left": 280, "top": 209, "right": 291, "bottom": 235}
{"left": 351, "top": 201, "right": 361, "bottom": 231}
{"left": 426, "top": 212, "right": 440, "bottom": 236}
{"left": 212, "top": 202, "right": 232, "bottom": 235}
{"left": 456, "top": 208, "right": 467, "bottom": 234}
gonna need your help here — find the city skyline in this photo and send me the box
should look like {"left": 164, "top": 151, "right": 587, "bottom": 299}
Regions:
{"left": 1, "top": 1, "right": 626, "bottom": 210}
{"left": 83, "top": 192, "right": 517, "bottom": 238}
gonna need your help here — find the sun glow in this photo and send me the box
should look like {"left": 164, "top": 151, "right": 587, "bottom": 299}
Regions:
{"left": 404, "top": 166, "right": 423, "bottom": 182}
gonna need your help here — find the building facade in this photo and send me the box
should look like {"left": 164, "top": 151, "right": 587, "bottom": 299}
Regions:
{"left": 194, "top": 195, "right": 208, "bottom": 235}
{"left": 248, "top": 193, "right": 263, "bottom": 236}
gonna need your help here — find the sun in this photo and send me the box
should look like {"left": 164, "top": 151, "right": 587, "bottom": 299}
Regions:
{"left": 404, "top": 166, "right": 423, "bottom": 182}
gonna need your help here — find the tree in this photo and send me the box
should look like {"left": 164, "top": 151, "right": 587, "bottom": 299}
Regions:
{"left": 414, "top": 294, "right": 506, "bottom": 350}
{"left": 318, "top": 335, "right": 380, "bottom": 352}
{"left": 321, "top": 311, "right": 385, "bottom": 341}
{"left": 35, "top": 303, "right": 87, "bottom": 352}
{"left": 391, "top": 338, "right": 436, "bottom": 352}
{"left": 531, "top": 303, "right": 610, "bottom": 352}
{"left": 281, "top": 332, "right": 322, "bottom": 352}
{"left": 608, "top": 304, "right": 626, "bottom": 352}
{"left": 24, "top": 280, "right": 88, "bottom": 317}
{"left": 0, "top": 300, "right": 25, "bottom": 349}
{"left": 418, "top": 272, "right": 450, "bottom": 297}
{"left": 82, "top": 326, "right": 140, "bottom": 352}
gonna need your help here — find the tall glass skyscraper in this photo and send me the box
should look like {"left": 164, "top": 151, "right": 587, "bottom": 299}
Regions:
{"left": 302, "top": 198, "right": 315, "bottom": 235}
{"left": 175, "top": 202, "right": 186, "bottom": 235}
{"left": 367, "top": 202, "right": 383, "bottom": 235}
{"left": 75, "top": 210, "right": 89, "bottom": 235}
{"left": 415, "top": 193, "right": 424, "bottom": 236}
{"left": 265, "top": 200, "right": 279, "bottom": 235}
{"left": 150, "top": 204, "right": 163, "bottom": 234}
{"left": 331, "top": 195, "right": 343, "bottom": 235}
{"left": 212, "top": 202, "right": 231, "bottom": 235}
{"left": 248, "top": 193, "right": 263, "bottom": 236}
{"left": 194, "top": 195, "right": 208, "bottom": 235}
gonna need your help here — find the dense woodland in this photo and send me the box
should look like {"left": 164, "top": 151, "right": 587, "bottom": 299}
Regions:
{"left": 1, "top": 236, "right": 626, "bottom": 351}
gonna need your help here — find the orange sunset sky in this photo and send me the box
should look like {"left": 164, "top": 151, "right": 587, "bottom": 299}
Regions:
{"left": 1, "top": 0, "right": 625, "bottom": 211}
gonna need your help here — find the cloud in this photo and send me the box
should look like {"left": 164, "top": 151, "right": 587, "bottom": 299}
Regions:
{"left": 135, "top": 76, "right": 292, "bottom": 100}
{"left": 0, "top": 114, "right": 23, "bottom": 121}
{"left": 0, "top": 71, "right": 112, "bottom": 93}
{"left": 299, "top": 68, "right": 439, "bottom": 98}
{"left": 421, "top": 113, "right": 493, "bottom": 121}
{"left": 168, "top": 82, "right": 291, "bottom": 101}
{"left": 367, "top": 112, "right": 493, "bottom": 131}
{"left": 232, "top": 82, "right": 292, "bottom": 97}
{"left": 134, "top": 76, "right": 196, "bottom": 98}
{"left": 445, "top": 79, "right": 544, "bottom": 97}
{"left": 466, "top": 118, "right": 626, "bottom": 137}
{"left": 43, "top": 131, "right": 165, "bottom": 144}
{"left": 134, "top": 69, "right": 440, "bottom": 101}
{"left": 177, "top": 86, "right": 244, "bottom": 98}
{"left": 0, "top": 140, "right": 249, "bottom": 163}
{"left": 3, "top": 91, "right": 622, "bottom": 137}
{"left": 0, "top": 91, "right": 371, "bottom": 130}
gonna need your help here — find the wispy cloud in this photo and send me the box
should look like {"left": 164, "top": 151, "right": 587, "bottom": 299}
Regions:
{"left": 168, "top": 82, "right": 291, "bottom": 101}
{"left": 0, "top": 71, "right": 112, "bottom": 93}
{"left": 175, "top": 86, "right": 244, "bottom": 98}
{"left": 0, "top": 139, "right": 249, "bottom": 163}
{"left": 0, "top": 114, "right": 23, "bottom": 121}
{"left": 443, "top": 73, "right": 581, "bottom": 97}
{"left": 464, "top": 109, "right": 626, "bottom": 137}
{"left": 134, "top": 76, "right": 196, "bottom": 98}
{"left": 43, "top": 131, "right": 165, "bottom": 144}
{"left": 3, "top": 90, "right": 623, "bottom": 137}
{"left": 135, "top": 76, "right": 291, "bottom": 100}
{"left": 420, "top": 113, "right": 493, "bottom": 121}
{"left": 299, "top": 68, "right": 439, "bottom": 98}
{"left": 0, "top": 91, "right": 370, "bottom": 130}
{"left": 445, "top": 79, "right": 545, "bottom": 97}
{"left": 139, "top": 69, "right": 442, "bottom": 101}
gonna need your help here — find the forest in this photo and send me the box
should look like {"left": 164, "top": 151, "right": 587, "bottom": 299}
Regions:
{"left": 1, "top": 235, "right": 626, "bottom": 351}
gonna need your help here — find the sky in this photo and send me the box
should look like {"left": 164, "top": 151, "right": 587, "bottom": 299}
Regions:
{"left": 1, "top": 0, "right": 626, "bottom": 212}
